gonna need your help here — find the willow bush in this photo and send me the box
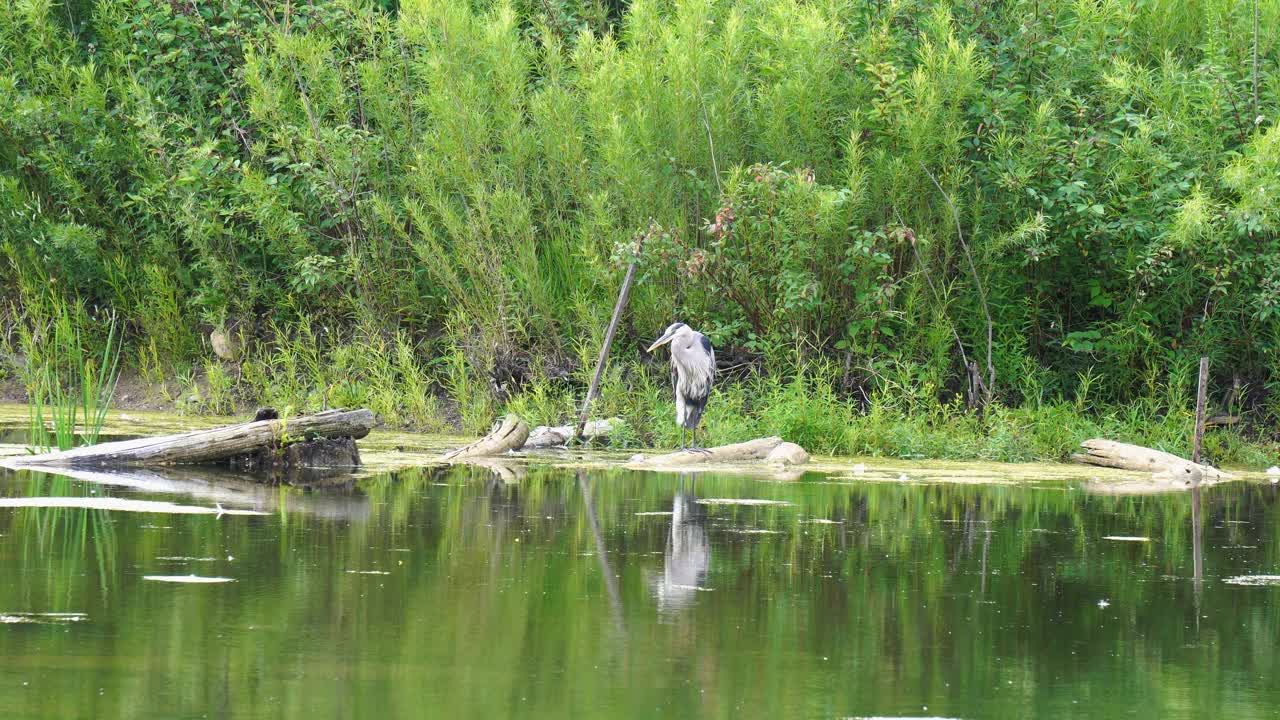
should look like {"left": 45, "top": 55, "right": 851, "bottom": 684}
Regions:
{"left": 1, "top": 0, "right": 1278, "bottom": 451}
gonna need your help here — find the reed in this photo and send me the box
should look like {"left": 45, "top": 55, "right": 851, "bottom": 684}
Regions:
{"left": 25, "top": 307, "right": 123, "bottom": 453}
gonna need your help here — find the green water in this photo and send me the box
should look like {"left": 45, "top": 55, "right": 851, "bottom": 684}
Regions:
{"left": 1, "top": 464, "right": 1278, "bottom": 719}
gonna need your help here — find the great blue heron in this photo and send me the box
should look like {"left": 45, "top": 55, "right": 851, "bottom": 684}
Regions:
{"left": 647, "top": 322, "right": 715, "bottom": 450}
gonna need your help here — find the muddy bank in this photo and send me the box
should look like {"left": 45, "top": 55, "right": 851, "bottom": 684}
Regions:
{"left": 2, "top": 404, "right": 1275, "bottom": 493}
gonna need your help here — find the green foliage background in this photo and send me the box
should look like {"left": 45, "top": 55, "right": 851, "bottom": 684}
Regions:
{"left": 2, "top": 0, "right": 1278, "bottom": 455}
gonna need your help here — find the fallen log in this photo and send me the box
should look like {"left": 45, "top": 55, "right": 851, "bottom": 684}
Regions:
{"left": 636, "top": 436, "right": 794, "bottom": 466}
{"left": 766, "top": 441, "right": 810, "bottom": 466}
{"left": 525, "top": 418, "right": 622, "bottom": 449}
{"left": 229, "top": 436, "right": 362, "bottom": 485}
{"left": 3, "top": 409, "right": 375, "bottom": 469}
{"left": 440, "top": 414, "right": 530, "bottom": 461}
{"left": 1071, "top": 438, "right": 1231, "bottom": 481}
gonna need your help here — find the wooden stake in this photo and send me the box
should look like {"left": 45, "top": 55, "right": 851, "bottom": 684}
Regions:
{"left": 575, "top": 259, "right": 639, "bottom": 441}
{"left": 1192, "top": 356, "right": 1209, "bottom": 468}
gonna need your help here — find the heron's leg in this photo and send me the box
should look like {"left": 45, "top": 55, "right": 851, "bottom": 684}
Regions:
{"left": 689, "top": 426, "right": 706, "bottom": 453}
{"left": 680, "top": 427, "right": 686, "bottom": 450}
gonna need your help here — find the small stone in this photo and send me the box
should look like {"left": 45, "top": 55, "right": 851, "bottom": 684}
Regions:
{"left": 210, "top": 327, "right": 241, "bottom": 361}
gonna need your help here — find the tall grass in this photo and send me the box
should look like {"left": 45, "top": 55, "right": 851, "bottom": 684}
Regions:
{"left": 0, "top": 0, "right": 1277, "bottom": 455}
{"left": 24, "top": 303, "right": 123, "bottom": 453}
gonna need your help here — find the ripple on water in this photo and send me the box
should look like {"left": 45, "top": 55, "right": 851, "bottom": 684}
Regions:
{"left": 0, "top": 497, "right": 266, "bottom": 516}
{"left": 845, "top": 716, "right": 965, "bottom": 720}
{"left": 0, "top": 613, "right": 87, "bottom": 624}
{"left": 143, "top": 575, "right": 235, "bottom": 584}
{"left": 696, "top": 498, "right": 793, "bottom": 506}
{"left": 1223, "top": 575, "right": 1280, "bottom": 587}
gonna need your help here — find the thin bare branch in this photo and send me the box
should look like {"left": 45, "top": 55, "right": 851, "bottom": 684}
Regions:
{"left": 921, "top": 163, "right": 994, "bottom": 406}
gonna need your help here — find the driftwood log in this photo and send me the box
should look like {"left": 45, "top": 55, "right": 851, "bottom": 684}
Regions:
{"left": 228, "top": 437, "right": 362, "bottom": 484}
{"left": 1071, "top": 439, "right": 1231, "bottom": 481}
{"left": 766, "top": 441, "right": 810, "bottom": 466}
{"left": 637, "top": 436, "right": 808, "bottom": 466}
{"left": 440, "top": 415, "right": 530, "bottom": 461}
{"left": 4, "top": 409, "right": 375, "bottom": 469}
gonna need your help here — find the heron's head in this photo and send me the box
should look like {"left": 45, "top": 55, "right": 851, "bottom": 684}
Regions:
{"left": 647, "top": 322, "right": 688, "bottom": 353}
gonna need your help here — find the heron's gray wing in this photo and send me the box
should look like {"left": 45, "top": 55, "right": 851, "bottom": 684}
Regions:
{"left": 674, "top": 333, "right": 714, "bottom": 429}
{"left": 700, "top": 334, "right": 715, "bottom": 387}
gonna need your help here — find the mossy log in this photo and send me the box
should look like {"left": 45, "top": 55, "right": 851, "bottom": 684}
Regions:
{"left": 1071, "top": 438, "right": 1231, "bottom": 481}
{"left": 4, "top": 409, "right": 375, "bottom": 469}
{"left": 440, "top": 415, "right": 530, "bottom": 461}
{"left": 229, "top": 436, "right": 361, "bottom": 485}
{"left": 637, "top": 436, "right": 807, "bottom": 466}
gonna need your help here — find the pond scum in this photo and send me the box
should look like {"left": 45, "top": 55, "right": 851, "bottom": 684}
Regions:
{"left": 1, "top": 0, "right": 1278, "bottom": 466}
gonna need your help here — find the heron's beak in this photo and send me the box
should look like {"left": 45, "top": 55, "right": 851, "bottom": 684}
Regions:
{"left": 646, "top": 330, "right": 676, "bottom": 353}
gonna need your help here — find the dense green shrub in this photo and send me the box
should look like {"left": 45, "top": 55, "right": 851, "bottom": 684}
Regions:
{"left": 1, "top": 0, "right": 1278, "bottom": 453}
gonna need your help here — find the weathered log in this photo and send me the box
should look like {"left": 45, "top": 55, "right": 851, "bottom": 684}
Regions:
{"left": 638, "top": 437, "right": 790, "bottom": 466}
{"left": 3, "top": 409, "right": 375, "bottom": 469}
{"left": 440, "top": 414, "right": 530, "bottom": 461}
{"left": 229, "top": 436, "right": 361, "bottom": 485}
{"left": 1071, "top": 438, "right": 1231, "bottom": 480}
{"left": 766, "top": 441, "right": 810, "bottom": 466}
{"left": 525, "top": 418, "right": 622, "bottom": 449}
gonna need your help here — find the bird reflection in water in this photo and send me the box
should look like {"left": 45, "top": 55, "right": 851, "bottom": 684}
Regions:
{"left": 653, "top": 476, "right": 711, "bottom": 614}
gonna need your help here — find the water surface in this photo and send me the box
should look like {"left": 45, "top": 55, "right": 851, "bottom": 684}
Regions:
{"left": 1, "top": 463, "right": 1278, "bottom": 719}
